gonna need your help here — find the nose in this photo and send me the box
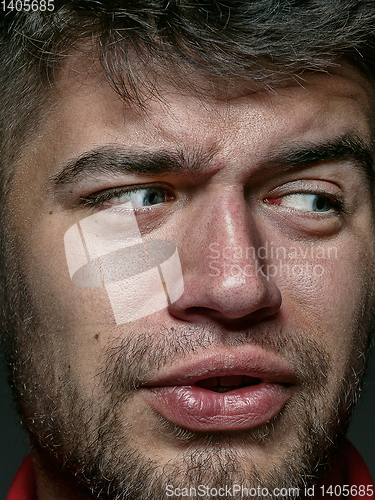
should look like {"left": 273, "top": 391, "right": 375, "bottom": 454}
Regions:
{"left": 168, "top": 188, "right": 282, "bottom": 327}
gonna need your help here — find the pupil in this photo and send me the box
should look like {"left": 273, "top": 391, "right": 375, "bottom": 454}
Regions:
{"left": 314, "top": 196, "right": 330, "bottom": 211}
{"left": 144, "top": 189, "right": 163, "bottom": 206}
{"left": 148, "top": 193, "right": 157, "bottom": 204}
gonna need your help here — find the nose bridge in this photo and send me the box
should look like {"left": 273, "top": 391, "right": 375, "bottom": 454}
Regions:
{"left": 193, "top": 186, "right": 263, "bottom": 273}
{"left": 169, "top": 185, "right": 282, "bottom": 323}
{"left": 216, "top": 196, "right": 257, "bottom": 261}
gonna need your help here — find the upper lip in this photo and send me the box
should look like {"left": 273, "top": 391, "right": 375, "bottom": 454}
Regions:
{"left": 143, "top": 346, "right": 297, "bottom": 387}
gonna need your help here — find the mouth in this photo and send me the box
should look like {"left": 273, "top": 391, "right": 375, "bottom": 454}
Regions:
{"left": 141, "top": 348, "right": 296, "bottom": 432}
{"left": 195, "top": 375, "right": 262, "bottom": 393}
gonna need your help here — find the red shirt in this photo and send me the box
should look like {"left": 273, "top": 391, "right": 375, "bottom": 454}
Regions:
{"left": 7, "top": 440, "right": 374, "bottom": 499}
{"left": 7, "top": 455, "right": 36, "bottom": 500}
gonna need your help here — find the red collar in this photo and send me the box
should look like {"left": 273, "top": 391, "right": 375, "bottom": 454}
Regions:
{"left": 342, "top": 440, "right": 373, "bottom": 494}
{"left": 7, "top": 441, "right": 373, "bottom": 500}
{"left": 7, "top": 455, "right": 37, "bottom": 500}
{"left": 316, "top": 440, "right": 374, "bottom": 500}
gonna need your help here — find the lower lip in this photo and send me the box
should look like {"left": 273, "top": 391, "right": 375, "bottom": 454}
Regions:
{"left": 142, "top": 383, "right": 290, "bottom": 431}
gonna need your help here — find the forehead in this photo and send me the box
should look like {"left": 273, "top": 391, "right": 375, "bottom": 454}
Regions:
{"left": 16, "top": 57, "right": 375, "bottom": 185}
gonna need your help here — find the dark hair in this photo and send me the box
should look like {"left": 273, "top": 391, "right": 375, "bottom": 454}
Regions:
{"left": 0, "top": 0, "right": 375, "bottom": 184}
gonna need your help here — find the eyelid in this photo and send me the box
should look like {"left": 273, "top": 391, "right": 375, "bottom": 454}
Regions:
{"left": 266, "top": 177, "right": 344, "bottom": 203}
{"left": 81, "top": 183, "right": 175, "bottom": 208}
{"left": 267, "top": 178, "right": 341, "bottom": 195}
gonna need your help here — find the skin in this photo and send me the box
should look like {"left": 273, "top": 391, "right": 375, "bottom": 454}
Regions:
{"left": 4, "top": 57, "right": 375, "bottom": 499}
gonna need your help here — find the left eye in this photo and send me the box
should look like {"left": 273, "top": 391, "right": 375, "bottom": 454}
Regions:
{"left": 277, "top": 193, "right": 337, "bottom": 212}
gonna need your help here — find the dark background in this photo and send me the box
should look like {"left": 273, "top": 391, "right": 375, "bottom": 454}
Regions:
{"left": 0, "top": 348, "right": 374, "bottom": 498}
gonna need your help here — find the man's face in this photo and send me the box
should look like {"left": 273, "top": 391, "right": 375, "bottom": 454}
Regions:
{"left": 3, "top": 59, "right": 375, "bottom": 499}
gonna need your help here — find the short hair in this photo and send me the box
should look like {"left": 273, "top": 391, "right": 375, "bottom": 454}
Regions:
{"left": 1, "top": 1, "right": 375, "bottom": 186}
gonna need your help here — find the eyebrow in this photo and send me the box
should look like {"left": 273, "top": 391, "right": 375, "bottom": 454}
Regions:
{"left": 264, "top": 134, "right": 374, "bottom": 183}
{"left": 51, "top": 147, "right": 211, "bottom": 188}
{"left": 51, "top": 133, "right": 374, "bottom": 189}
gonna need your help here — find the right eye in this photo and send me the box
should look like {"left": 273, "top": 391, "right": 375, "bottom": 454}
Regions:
{"left": 106, "top": 186, "right": 171, "bottom": 208}
{"left": 82, "top": 184, "right": 175, "bottom": 211}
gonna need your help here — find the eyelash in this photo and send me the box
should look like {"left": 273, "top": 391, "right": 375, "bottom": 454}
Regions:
{"left": 265, "top": 190, "right": 347, "bottom": 214}
{"left": 80, "top": 184, "right": 173, "bottom": 209}
{"left": 80, "top": 184, "right": 346, "bottom": 222}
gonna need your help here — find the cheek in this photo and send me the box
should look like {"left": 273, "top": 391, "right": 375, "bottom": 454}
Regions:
{"left": 7, "top": 216, "right": 121, "bottom": 386}
{"left": 22, "top": 232, "right": 114, "bottom": 331}
{"left": 275, "top": 237, "right": 374, "bottom": 382}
